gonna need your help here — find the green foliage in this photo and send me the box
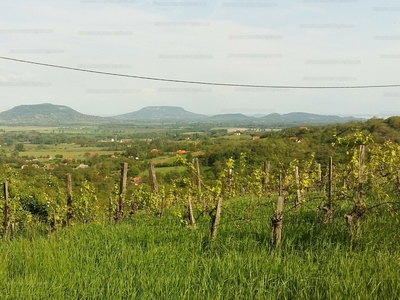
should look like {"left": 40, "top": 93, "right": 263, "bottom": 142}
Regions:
{"left": 14, "top": 143, "right": 24, "bottom": 152}
{"left": 1, "top": 121, "right": 400, "bottom": 298}
{"left": 0, "top": 200, "right": 400, "bottom": 299}
{"left": 75, "top": 180, "right": 99, "bottom": 224}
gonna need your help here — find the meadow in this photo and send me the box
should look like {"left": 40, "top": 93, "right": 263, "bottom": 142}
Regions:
{"left": 1, "top": 197, "right": 399, "bottom": 299}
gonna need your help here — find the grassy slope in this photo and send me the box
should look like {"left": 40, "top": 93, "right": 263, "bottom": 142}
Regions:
{"left": 0, "top": 198, "right": 399, "bottom": 299}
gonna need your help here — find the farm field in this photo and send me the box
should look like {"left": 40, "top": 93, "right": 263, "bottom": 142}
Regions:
{"left": 0, "top": 143, "right": 120, "bottom": 160}
{"left": 21, "top": 144, "right": 119, "bottom": 160}
{"left": 0, "top": 125, "right": 102, "bottom": 136}
{"left": 138, "top": 165, "right": 187, "bottom": 176}
{"left": 0, "top": 126, "right": 62, "bottom": 133}
{"left": 1, "top": 198, "right": 399, "bottom": 299}
{"left": 1, "top": 117, "right": 400, "bottom": 299}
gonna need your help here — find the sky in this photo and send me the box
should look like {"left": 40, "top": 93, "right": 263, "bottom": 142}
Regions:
{"left": 0, "top": 0, "right": 399, "bottom": 117}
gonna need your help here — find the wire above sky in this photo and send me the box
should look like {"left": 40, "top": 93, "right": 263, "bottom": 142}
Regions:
{"left": 0, "top": 56, "right": 399, "bottom": 89}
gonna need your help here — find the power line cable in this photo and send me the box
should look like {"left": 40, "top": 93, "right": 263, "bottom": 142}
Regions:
{"left": 1, "top": 56, "right": 400, "bottom": 89}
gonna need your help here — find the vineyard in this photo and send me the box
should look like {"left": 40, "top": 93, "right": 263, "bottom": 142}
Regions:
{"left": 1, "top": 131, "right": 400, "bottom": 239}
{"left": 1, "top": 131, "right": 400, "bottom": 298}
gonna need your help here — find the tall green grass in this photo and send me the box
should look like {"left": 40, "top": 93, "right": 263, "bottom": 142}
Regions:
{"left": 0, "top": 198, "right": 399, "bottom": 299}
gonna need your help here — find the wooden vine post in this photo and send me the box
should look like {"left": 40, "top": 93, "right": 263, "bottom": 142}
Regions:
{"left": 295, "top": 166, "right": 302, "bottom": 209}
{"left": 328, "top": 157, "right": 333, "bottom": 213}
{"left": 227, "top": 168, "right": 233, "bottom": 196}
{"left": 149, "top": 162, "right": 158, "bottom": 193}
{"left": 345, "top": 145, "right": 366, "bottom": 239}
{"left": 271, "top": 196, "right": 284, "bottom": 247}
{"left": 263, "top": 161, "right": 270, "bottom": 194}
{"left": 66, "top": 173, "right": 73, "bottom": 226}
{"left": 320, "top": 157, "right": 333, "bottom": 223}
{"left": 317, "top": 163, "right": 322, "bottom": 192}
{"left": 317, "top": 163, "right": 322, "bottom": 182}
{"left": 192, "top": 158, "right": 204, "bottom": 214}
{"left": 3, "top": 182, "right": 10, "bottom": 237}
{"left": 396, "top": 172, "right": 400, "bottom": 199}
{"left": 187, "top": 196, "right": 196, "bottom": 229}
{"left": 108, "top": 197, "right": 113, "bottom": 222}
{"left": 116, "top": 162, "right": 128, "bottom": 223}
{"left": 357, "top": 145, "right": 365, "bottom": 208}
{"left": 279, "top": 173, "right": 282, "bottom": 196}
{"left": 149, "top": 162, "right": 161, "bottom": 216}
{"left": 210, "top": 197, "right": 222, "bottom": 241}
{"left": 129, "top": 194, "right": 136, "bottom": 218}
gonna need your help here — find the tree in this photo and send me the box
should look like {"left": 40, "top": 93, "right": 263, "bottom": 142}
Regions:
{"left": 14, "top": 143, "right": 24, "bottom": 152}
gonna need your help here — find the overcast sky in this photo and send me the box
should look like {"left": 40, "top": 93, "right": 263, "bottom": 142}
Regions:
{"left": 0, "top": 0, "right": 399, "bottom": 117}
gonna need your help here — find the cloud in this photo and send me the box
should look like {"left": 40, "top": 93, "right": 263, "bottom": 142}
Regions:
{"left": 0, "top": 1, "right": 399, "bottom": 116}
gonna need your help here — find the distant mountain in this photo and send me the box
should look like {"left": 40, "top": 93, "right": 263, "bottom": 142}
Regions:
{"left": 261, "top": 113, "right": 283, "bottom": 121}
{"left": 260, "top": 112, "right": 360, "bottom": 125}
{"left": 209, "top": 113, "right": 256, "bottom": 122}
{"left": 115, "top": 106, "right": 207, "bottom": 121}
{"left": 0, "top": 103, "right": 363, "bottom": 126}
{"left": 0, "top": 103, "right": 106, "bottom": 124}
{"left": 247, "top": 113, "right": 267, "bottom": 118}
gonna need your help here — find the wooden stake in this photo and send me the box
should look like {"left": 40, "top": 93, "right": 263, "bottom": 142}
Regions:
{"left": 108, "top": 197, "right": 112, "bottom": 222}
{"left": 317, "top": 163, "right": 322, "bottom": 192}
{"left": 187, "top": 196, "right": 196, "bottom": 229}
{"left": 210, "top": 197, "right": 222, "bottom": 241}
{"left": 270, "top": 196, "right": 284, "bottom": 247}
{"left": 345, "top": 146, "right": 366, "bottom": 240}
{"left": 357, "top": 145, "right": 365, "bottom": 207}
{"left": 3, "top": 182, "right": 9, "bottom": 237}
{"left": 317, "top": 163, "right": 322, "bottom": 183}
{"left": 193, "top": 158, "right": 204, "bottom": 214}
{"left": 148, "top": 162, "right": 158, "bottom": 194}
{"left": 396, "top": 172, "right": 400, "bottom": 199}
{"left": 51, "top": 213, "right": 58, "bottom": 232}
{"left": 66, "top": 173, "right": 73, "bottom": 226}
{"left": 193, "top": 158, "right": 201, "bottom": 188}
{"left": 263, "top": 161, "right": 270, "bottom": 193}
{"left": 279, "top": 173, "right": 282, "bottom": 196}
{"left": 295, "top": 166, "right": 301, "bottom": 208}
{"left": 116, "top": 162, "right": 128, "bottom": 223}
{"left": 320, "top": 157, "right": 333, "bottom": 223}
{"left": 328, "top": 157, "right": 333, "bottom": 211}
{"left": 149, "top": 162, "right": 161, "bottom": 216}
{"left": 159, "top": 191, "right": 165, "bottom": 218}
{"left": 226, "top": 168, "right": 233, "bottom": 196}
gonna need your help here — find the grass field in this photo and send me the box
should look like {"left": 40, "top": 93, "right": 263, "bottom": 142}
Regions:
{"left": 150, "top": 155, "right": 176, "bottom": 165}
{"left": 138, "top": 165, "right": 187, "bottom": 176}
{"left": 1, "top": 197, "right": 399, "bottom": 299}
{"left": 22, "top": 144, "right": 118, "bottom": 159}
{"left": 1, "top": 143, "right": 121, "bottom": 160}
{"left": 0, "top": 125, "right": 99, "bottom": 134}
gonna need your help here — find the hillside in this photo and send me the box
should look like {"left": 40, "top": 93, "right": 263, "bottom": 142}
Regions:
{"left": 260, "top": 112, "right": 359, "bottom": 125}
{"left": 115, "top": 106, "right": 207, "bottom": 121}
{"left": 0, "top": 103, "right": 363, "bottom": 126}
{"left": 0, "top": 103, "right": 106, "bottom": 124}
{"left": 209, "top": 113, "right": 255, "bottom": 122}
